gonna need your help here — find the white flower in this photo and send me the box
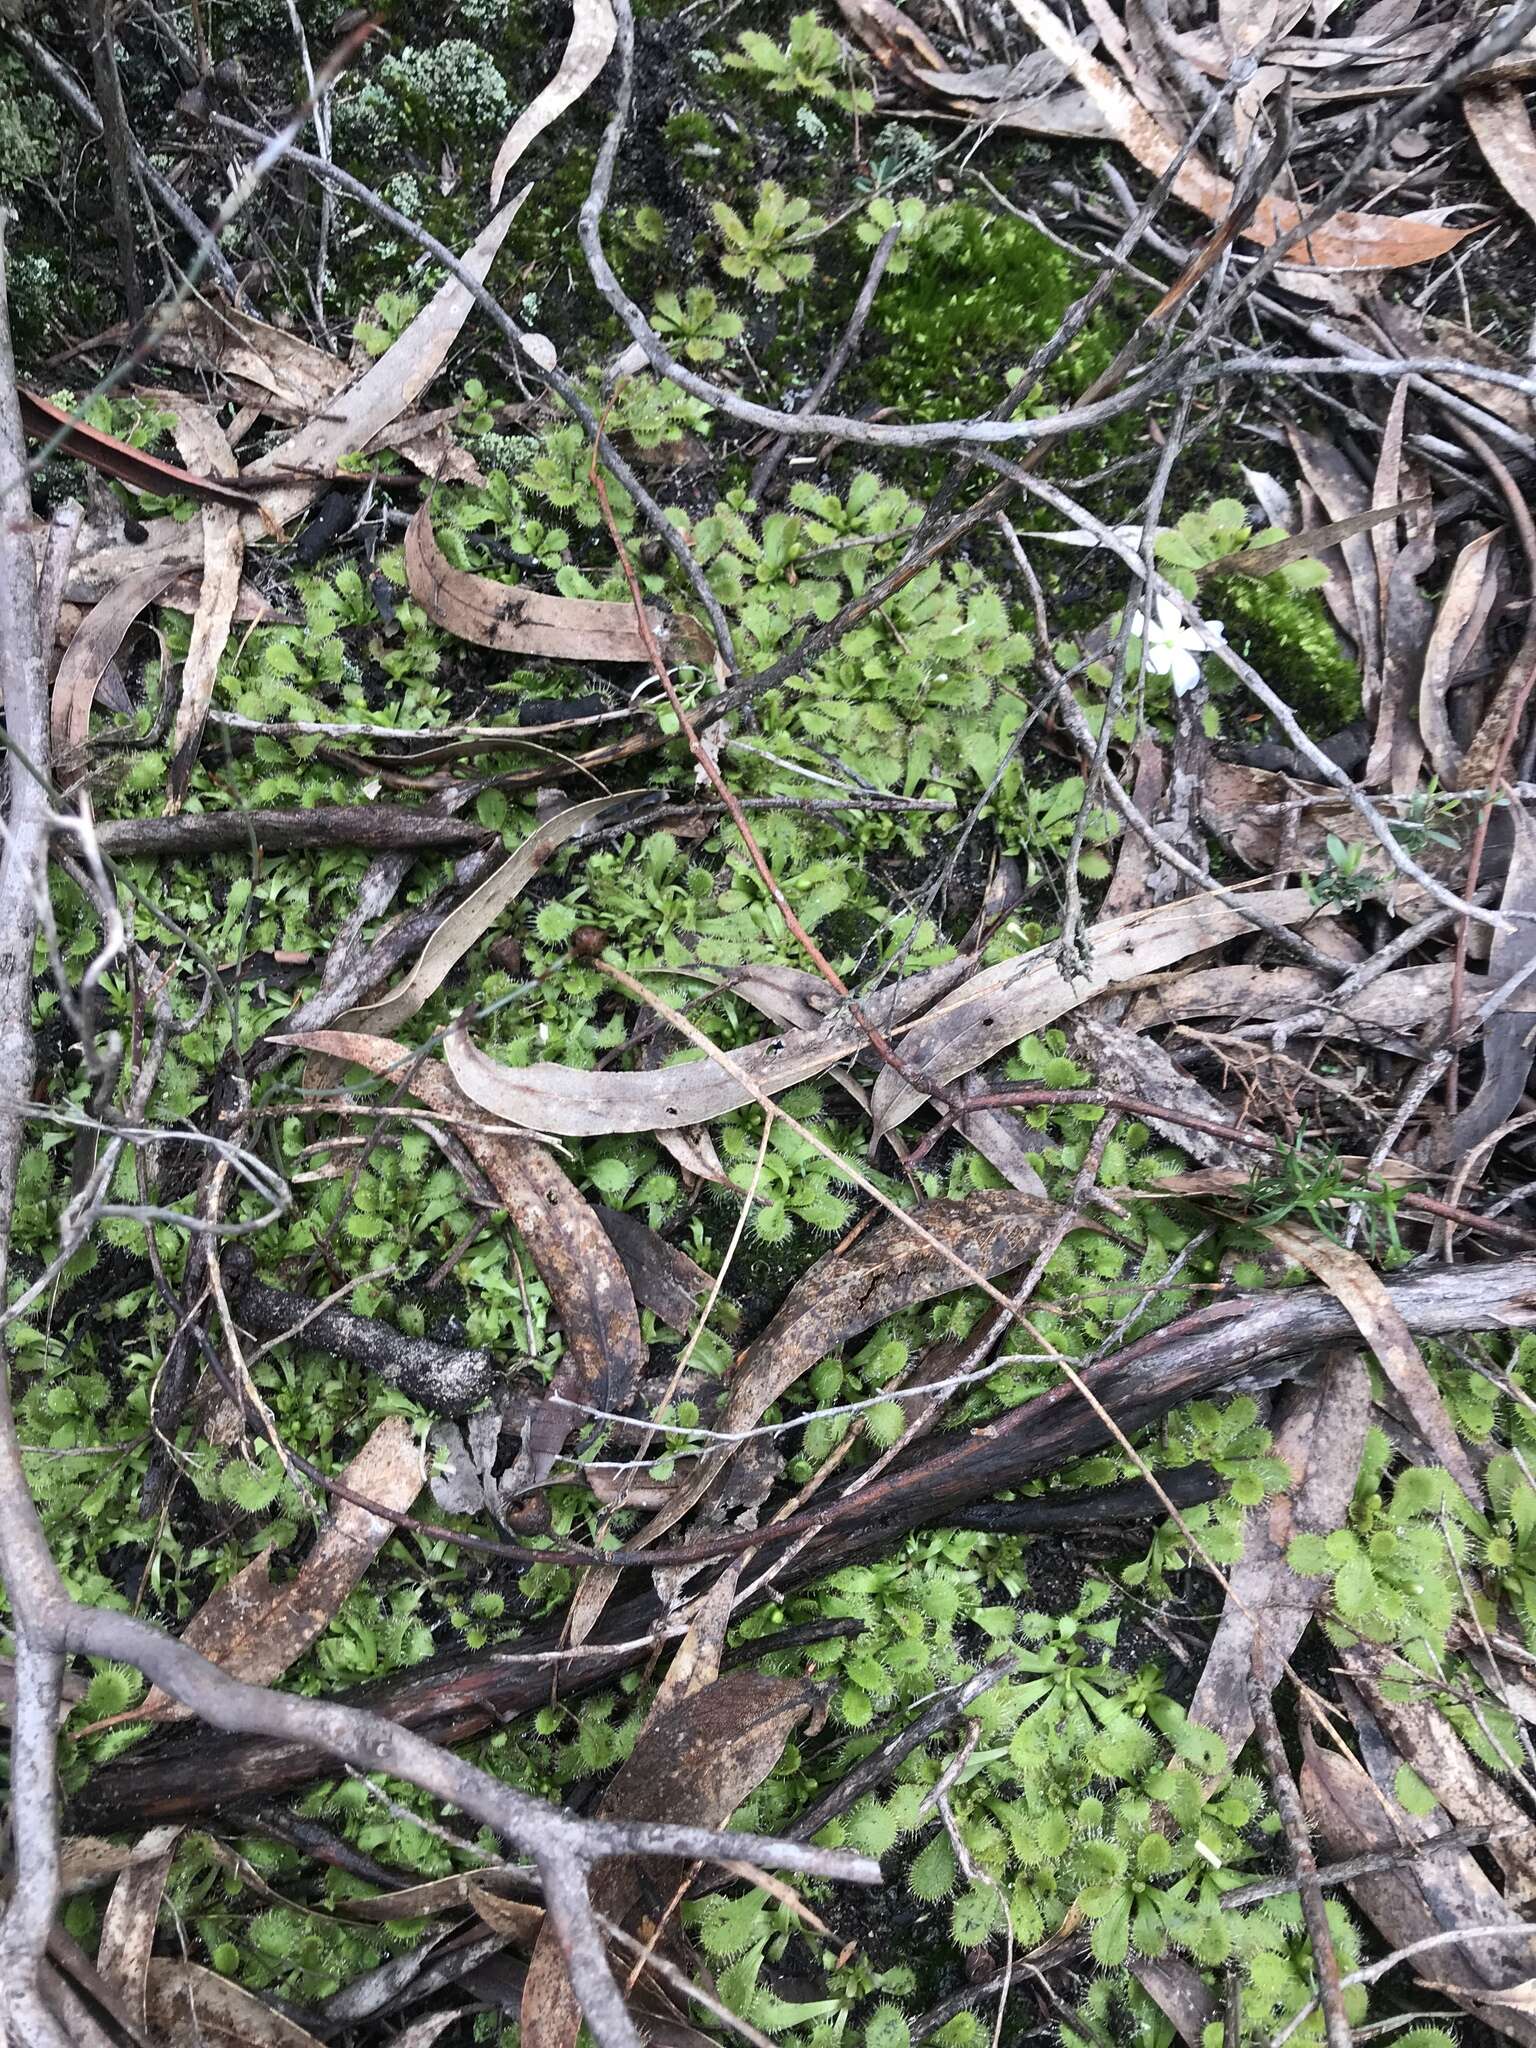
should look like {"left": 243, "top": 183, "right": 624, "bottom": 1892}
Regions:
{"left": 1128, "top": 594, "right": 1224, "bottom": 697}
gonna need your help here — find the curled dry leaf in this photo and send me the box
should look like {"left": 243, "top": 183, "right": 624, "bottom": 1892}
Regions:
{"left": 144, "top": 300, "right": 346, "bottom": 422}
{"left": 1465, "top": 83, "right": 1536, "bottom": 235}
{"left": 246, "top": 192, "right": 527, "bottom": 529}
{"left": 1007, "top": 0, "right": 1472, "bottom": 269}
{"left": 725, "top": 959, "right": 1045, "bottom": 1193}
{"left": 137, "top": 1415, "right": 425, "bottom": 1720}
{"left": 35, "top": 497, "right": 82, "bottom": 682}
{"left": 17, "top": 388, "right": 256, "bottom": 509}
{"left": 468, "top": 1884, "right": 546, "bottom": 1947}
{"left": 58, "top": 526, "right": 258, "bottom": 612}
{"left": 387, "top": 2016, "right": 469, "bottom": 2048}
{"left": 405, "top": 502, "right": 667, "bottom": 663}
{"left": 1189, "top": 1349, "right": 1370, "bottom": 1755}
{"left": 1066, "top": 1011, "right": 1246, "bottom": 1169}
{"left": 441, "top": 956, "right": 960, "bottom": 1137}
{"left": 336, "top": 792, "right": 637, "bottom": 1036}
{"left": 1376, "top": 302, "right": 1536, "bottom": 439}
{"left": 282, "top": 1033, "right": 643, "bottom": 1482}
{"left": 489, "top": 0, "right": 616, "bottom": 205}
{"left": 1419, "top": 528, "right": 1501, "bottom": 785}
{"left": 1287, "top": 427, "right": 1382, "bottom": 696}
{"left": 144, "top": 299, "right": 483, "bottom": 484}
{"left": 1367, "top": 522, "right": 1436, "bottom": 795}
{"left": 951, "top": 1076, "right": 1052, "bottom": 1196}
{"left": 870, "top": 887, "right": 1324, "bottom": 1135}
{"left": 1442, "top": 796, "right": 1536, "bottom": 1165}
{"left": 932, "top": 72, "right": 1112, "bottom": 140}
{"left": 428, "top": 1405, "right": 503, "bottom": 1518}
{"left": 49, "top": 556, "right": 184, "bottom": 760}
{"left": 159, "top": 395, "right": 245, "bottom": 808}
{"left": 568, "top": 1191, "right": 1058, "bottom": 1643}
{"left": 1203, "top": 497, "right": 1427, "bottom": 581}
{"left": 1123, "top": 959, "right": 1466, "bottom": 1047}
{"left": 144, "top": 1960, "right": 325, "bottom": 2047}
{"left": 1301, "top": 1727, "right": 1536, "bottom": 2038}
{"left": 1262, "top": 1220, "right": 1484, "bottom": 1506}
{"left": 97, "top": 1824, "right": 182, "bottom": 2034}
{"left": 60, "top": 1833, "right": 177, "bottom": 1897}
{"left": 654, "top": 1120, "right": 737, "bottom": 1193}
{"left": 1139, "top": 1159, "right": 1419, "bottom": 1199}
{"left": 595, "top": 1203, "right": 727, "bottom": 1333}
{"left": 1346, "top": 1640, "right": 1536, "bottom": 1905}
{"left": 836, "top": 0, "right": 946, "bottom": 88}
{"left": 1129, "top": 1955, "right": 1216, "bottom": 2048}
{"left": 521, "top": 1671, "right": 823, "bottom": 2048}
{"left": 656, "top": 1565, "right": 742, "bottom": 1705}
{"left": 842, "top": 0, "right": 1111, "bottom": 134}
{"left": 1100, "top": 737, "right": 1167, "bottom": 918}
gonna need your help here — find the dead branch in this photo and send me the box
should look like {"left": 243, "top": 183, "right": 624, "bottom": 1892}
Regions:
{"left": 222, "top": 1247, "right": 507, "bottom": 1413}
{"left": 76, "top": 1253, "right": 1536, "bottom": 1826}
{"left": 84, "top": 0, "right": 143, "bottom": 326}
{"left": 1249, "top": 1675, "right": 1352, "bottom": 2048}
{"left": 88, "top": 806, "right": 499, "bottom": 858}
{"left": 0, "top": 213, "right": 75, "bottom": 2048}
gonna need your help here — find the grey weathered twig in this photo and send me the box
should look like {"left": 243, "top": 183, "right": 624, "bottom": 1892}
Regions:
{"left": 223, "top": 1247, "right": 505, "bottom": 1413}
{"left": 1219, "top": 1821, "right": 1536, "bottom": 1911}
{"left": 0, "top": 213, "right": 74, "bottom": 2048}
{"left": 1249, "top": 1676, "right": 1352, "bottom": 2048}
{"left": 90, "top": 806, "right": 497, "bottom": 859}
{"left": 748, "top": 220, "right": 900, "bottom": 503}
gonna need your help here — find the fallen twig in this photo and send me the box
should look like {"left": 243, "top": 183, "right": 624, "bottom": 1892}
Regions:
{"left": 89, "top": 807, "right": 498, "bottom": 858}
{"left": 222, "top": 1247, "right": 507, "bottom": 1413}
{"left": 1249, "top": 1673, "right": 1352, "bottom": 2048}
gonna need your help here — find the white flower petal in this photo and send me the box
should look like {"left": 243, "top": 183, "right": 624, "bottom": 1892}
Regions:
{"left": 1169, "top": 645, "right": 1202, "bottom": 695}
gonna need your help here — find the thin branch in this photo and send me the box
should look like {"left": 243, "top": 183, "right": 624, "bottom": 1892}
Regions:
{"left": 1249, "top": 1673, "right": 1351, "bottom": 2048}
{"left": 748, "top": 220, "right": 900, "bottom": 502}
